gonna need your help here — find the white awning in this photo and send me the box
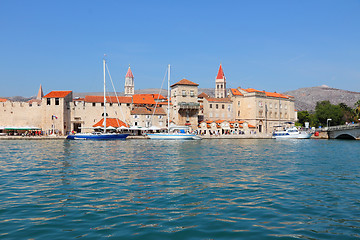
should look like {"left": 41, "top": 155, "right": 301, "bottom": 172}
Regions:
{"left": 148, "top": 126, "right": 161, "bottom": 130}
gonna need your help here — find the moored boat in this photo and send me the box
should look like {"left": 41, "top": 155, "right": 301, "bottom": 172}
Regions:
{"left": 272, "top": 126, "right": 312, "bottom": 139}
{"left": 67, "top": 58, "right": 129, "bottom": 140}
{"left": 146, "top": 65, "right": 201, "bottom": 140}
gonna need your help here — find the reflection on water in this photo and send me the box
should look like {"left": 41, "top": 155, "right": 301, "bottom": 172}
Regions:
{"left": 0, "top": 139, "right": 359, "bottom": 239}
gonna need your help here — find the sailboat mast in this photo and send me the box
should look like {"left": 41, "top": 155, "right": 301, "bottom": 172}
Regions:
{"left": 103, "top": 58, "right": 107, "bottom": 133}
{"left": 167, "top": 64, "right": 170, "bottom": 132}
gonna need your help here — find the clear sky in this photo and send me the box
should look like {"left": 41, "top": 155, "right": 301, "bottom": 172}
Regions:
{"left": 1, "top": 0, "right": 360, "bottom": 97}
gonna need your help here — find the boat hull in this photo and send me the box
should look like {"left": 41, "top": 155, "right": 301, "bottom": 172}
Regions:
{"left": 272, "top": 132, "right": 312, "bottom": 139}
{"left": 147, "top": 133, "right": 200, "bottom": 140}
{"left": 67, "top": 133, "right": 129, "bottom": 140}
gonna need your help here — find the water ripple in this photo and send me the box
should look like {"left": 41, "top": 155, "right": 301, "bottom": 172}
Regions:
{"left": 0, "top": 139, "right": 359, "bottom": 239}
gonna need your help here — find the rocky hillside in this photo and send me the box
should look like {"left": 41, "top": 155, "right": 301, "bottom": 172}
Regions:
{"left": 283, "top": 85, "right": 360, "bottom": 111}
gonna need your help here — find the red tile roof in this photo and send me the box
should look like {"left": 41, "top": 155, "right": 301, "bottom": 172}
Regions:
{"left": 132, "top": 94, "right": 156, "bottom": 105}
{"left": 0, "top": 98, "right": 7, "bottom": 102}
{"left": 131, "top": 107, "right": 166, "bottom": 115}
{"left": 152, "top": 94, "right": 167, "bottom": 100}
{"left": 198, "top": 92, "right": 209, "bottom": 98}
{"left": 230, "top": 88, "right": 243, "bottom": 96}
{"left": 93, "top": 118, "right": 128, "bottom": 128}
{"left": 243, "top": 88, "right": 291, "bottom": 99}
{"left": 170, "top": 79, "right": 199, "bottom": 87}
{"left": 43, "top": 91, "right": 72, "bottom": 98}
{"left": 206, "top": 97, "right": 232, "bottom": 103}
{"left": 125, "top": 66, "right": 134, "bottom": 78}
{"left": 216, "top": 64, "right": 225, "bottom": 79}
{"left": 248, "top": 124, "right": 256, "bottom": 128}
{"left": 84, "top": 96, "right": 132, "bottom": 103}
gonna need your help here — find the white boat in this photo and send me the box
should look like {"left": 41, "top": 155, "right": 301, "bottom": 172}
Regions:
{"left": 272, "top": 126, "right": 312, "bottom": 139}
{"left": 147, "top": 65, "right": 201, "bottom": 140}
{"left": 148, "top": 126, "right": 199, "bottom": 140}
{"left": 67, "top": 58, "right": 129, "bottom": 140}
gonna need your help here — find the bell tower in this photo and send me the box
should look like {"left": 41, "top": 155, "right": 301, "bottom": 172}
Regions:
{"left": 215, "top": 64, "right": 226, "bottom": 98}
{"left": 124, "top": 65, "right": 134, "bottom": 96}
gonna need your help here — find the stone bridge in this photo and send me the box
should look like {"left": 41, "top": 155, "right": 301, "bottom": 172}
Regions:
{"left": 322, "top": 123, "right": 360, "bottom": 140}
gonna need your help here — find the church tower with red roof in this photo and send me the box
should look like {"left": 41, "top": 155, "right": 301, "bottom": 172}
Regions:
{"left": 215, "top": 64, "right": 226, "bottom": 98}
{"left": 124, "top": 65, "right": 134, "bottom": 96}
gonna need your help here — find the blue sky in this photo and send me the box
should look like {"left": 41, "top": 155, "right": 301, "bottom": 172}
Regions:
{"left": 1, "top": 0, "right": 360, "bottom": 97}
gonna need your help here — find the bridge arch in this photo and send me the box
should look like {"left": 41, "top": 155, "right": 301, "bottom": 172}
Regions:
{"left": 335, "top": 133, "right": 356, "bottom": 140}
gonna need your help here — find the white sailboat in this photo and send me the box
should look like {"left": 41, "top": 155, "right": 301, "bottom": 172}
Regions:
{"left": 67, "top": 58, "right": 129, "bottom": 140}
{"left": 147, "top": 65, "right": 201, "bottom": 140}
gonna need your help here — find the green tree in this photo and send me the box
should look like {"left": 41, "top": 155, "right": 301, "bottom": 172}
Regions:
{"left": 339, "top": 103, "right": 355, "bottom": 123}
{"left": 355, "top": 100, "right": 360, "bottom": 122}
{"left": 297, "top": 111, "right": 310, "bottom": 126}
{"left": 315, "top": 101, "right": 343, "bottom": 127}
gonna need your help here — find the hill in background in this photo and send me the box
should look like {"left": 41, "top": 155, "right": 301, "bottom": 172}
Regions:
{"left": 283, "top": 85, "right": 360, "bottom": 111}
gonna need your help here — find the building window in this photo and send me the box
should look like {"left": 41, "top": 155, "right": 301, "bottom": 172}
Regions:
{"left": 146, "top": 115, "right": 150, "bottom": 119}
{"left": 133, "top": 115, "right": 139, "bottom": 119}
{"left": 92, "top": 103, "right": 96, "bottom": 107}
{"left": 222, "top": 104, "right": 224, "bottom": 109}
{"left": 127, "top": 103, "right": 130, "bottom": 107}
{"left": 216, "top": 104, "right": 218, "bottom": 109}
{"left": 47, "top": 98, "right": 51, "bottom": 105}
{"left": 190, "top": 90, "right": 195, "bottom": 97}
{"left": 55, "top": 98, "right": 59, "bottom": 105}
{"left": 238, "top": 110, "right": 240, "bottom": 116}
{"left": 101, "top": 103, "right": 104, "bottom": 107}
{"left": 134, "top": 122, "right": 138, "bottom": 126}
{"left": 158, "top": 115, "right": 163, "bottom": 119}
{"left": 210, "top": 104, "right": 212, "bottom": 108}
{"left": 109, "top": 103, "right": 113, "bottom": 107}
{"left": 275, "top": 104, "right": 277, "bottom": 109}
{"left": 238, "top": 101, "right": 240, "bottom": 106}
{"left": 228, "top": 105, "right": 231, "bottom": 111}
{"left": 182, "top": 90, "right": 186, "bottom": 97}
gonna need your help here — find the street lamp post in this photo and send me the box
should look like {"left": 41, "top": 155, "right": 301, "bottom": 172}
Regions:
{"left": 327, "top": 118, "right": 332, "bottom": 129}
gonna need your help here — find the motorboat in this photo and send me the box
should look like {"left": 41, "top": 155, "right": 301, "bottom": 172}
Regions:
{"left": 272, "top": 126, "right": 312, "bottom": 139}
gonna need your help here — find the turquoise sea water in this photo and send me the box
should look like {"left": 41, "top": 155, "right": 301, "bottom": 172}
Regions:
{"left": 0, "top": 139, "right": 359, "bottom": 239}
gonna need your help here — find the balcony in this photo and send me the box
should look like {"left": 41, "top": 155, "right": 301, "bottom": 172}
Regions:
{"left": 178, "top": 102, "right": 200, "bottom": 110}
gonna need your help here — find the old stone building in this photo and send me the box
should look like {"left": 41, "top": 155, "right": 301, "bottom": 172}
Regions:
{"left": 170, "top": 79, "right": 200, "bottom": 129}
{"left": 199, "top": 64, "right": 296, "bottom": 134}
